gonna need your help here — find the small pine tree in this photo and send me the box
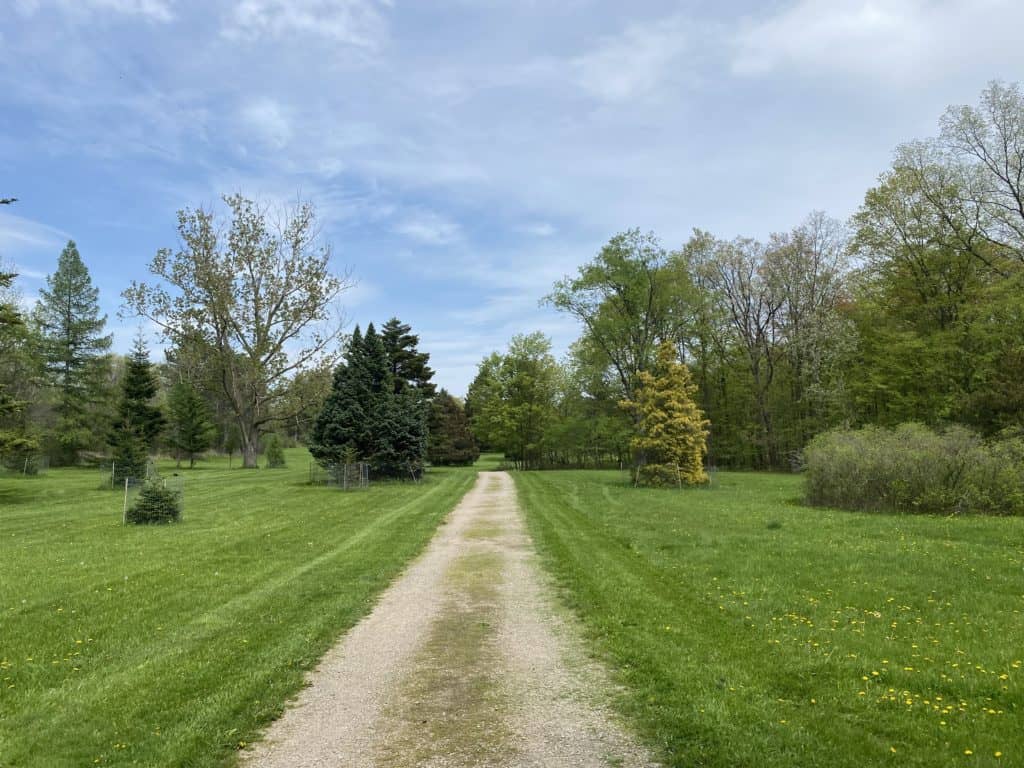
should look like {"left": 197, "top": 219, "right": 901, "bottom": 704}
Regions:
{"left": 427, "top": 390, "right": 480, "bottom": 466}
{"left": 126, "top": 476, "right": 181, "bottom": 524}
{"left": 109, "top": 336, "right": 165, "bottom": 479}
{"left": 623, "top": 341, "right": 709, "bottom": 487}
{"left": 167, "top": 381, "right": 215, "bottom": 468}
{"left": 263, "top": 433, "right": 286, "bottom": 468}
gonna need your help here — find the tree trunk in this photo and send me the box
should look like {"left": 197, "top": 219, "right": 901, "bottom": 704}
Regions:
{"left": 240, "top": 427, "right": 259, "bottom": 469}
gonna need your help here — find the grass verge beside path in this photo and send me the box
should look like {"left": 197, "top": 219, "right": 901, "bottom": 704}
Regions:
{"left": 0, "top": 449, "right": 477, "bottom": 767}
{"left": 515, "top": 470, "right": 1024, "bottom": 768}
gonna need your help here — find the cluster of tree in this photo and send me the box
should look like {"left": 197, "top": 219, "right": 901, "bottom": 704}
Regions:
{"left": 308, "top": 318, "right": 479, "bottom": 477}
{"left": 308, "top": 320, "right": 431, "bottom": 479}
{"left": 468, "top": 80, "right": 1024, "bottom": 472}
{"left": 1, "top": 194, "right": 481, "bottom": 479}
{"left": 0, "top": 196, "right": 348, "bottom": 471}
{"left": 0, "top": 238, "right": 223, "bottom": 473}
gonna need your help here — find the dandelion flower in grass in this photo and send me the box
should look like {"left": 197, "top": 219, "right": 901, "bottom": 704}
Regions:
{"left": 965, "top": 749, "right": 973, "bottom": 755}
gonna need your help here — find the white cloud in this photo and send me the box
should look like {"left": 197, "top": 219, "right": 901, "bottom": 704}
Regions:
{"left": 732, "top": 0, "right": 1024, "bottom": 82}
{"left": 0, "top": 212, "right": 70, "bottom": 254}
{"left": 239, "top": 98, "right": 292, "bottom": 149}
{"left": 15, "top": 0, "right": 175, "bottom": 22}
{"left": 520, "top": 221, "right": 557, "bottom": 237}
{"left": 572, "top": 14, "right": 691, "bottom": 101}
{"left": 394, "top": 210, "right": 462, "bottom": 246}
{"left": 223, "top": 0, "right": 391, "bottom": 48}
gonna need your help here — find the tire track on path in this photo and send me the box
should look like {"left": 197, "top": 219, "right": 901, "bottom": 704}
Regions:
{"left": 243, "top": 471, "right": 656, "bottom": 767}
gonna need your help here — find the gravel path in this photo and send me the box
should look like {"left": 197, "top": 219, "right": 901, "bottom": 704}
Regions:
{"left": 243, "top": 471, "right": 656, "bottom": 768}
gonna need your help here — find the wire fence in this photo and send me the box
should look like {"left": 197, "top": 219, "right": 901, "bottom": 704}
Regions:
{"left": 122, "top": 474, "right": 184, "bottom": 524}
{"left": 102, "top": 460, "right": 159, "bottom": 490}
{"left": 308, "top": 461, "right": 370, "bottom": 490}
{"left": 0, "top": 454, "right": 49, "bottom": 477}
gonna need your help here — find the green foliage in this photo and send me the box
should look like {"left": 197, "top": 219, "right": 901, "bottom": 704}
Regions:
{"left": 34, "top": 241, "right": 112, "bottom": 464}
{"left": 109, "top": 337, "right": 164, "bottom": 479}
{"left": 166, "top": 381, "right": 215, "bottom": 468}
{"left": 804, "top": 423, "right": 1024, "bottom": 515}
{"left": 466, "top": 332, "right": 559, "bottom": 470}
{"left": 0, "top": 271, "right": 39, "bottom": 457}
{"left": 309, "top": 323, "right": 428, "bottom": 478}
{"left": 125, "top": 477, "right": 181, "bottom": 524}
{"left": 545, "top": 229, "right": 693, "bottom": 402}
{"left": 123, "top": 194, "right": 350, "bottom": 468}
{"left": 263, "top": 433, "right": 286, "bottom": 468}
{"left": 623, "top": 341, "right": 709, "bottom": 486}
{"left": 427, "top": 389, "right": 479, "bottom": 466}
{"left": 381, "top": 316, "right": 436, "bottom": 396}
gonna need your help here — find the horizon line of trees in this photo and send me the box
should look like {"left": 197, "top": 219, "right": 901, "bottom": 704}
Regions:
{"left": 467, "top": 80, "right": 1024, "bottom": 472}
{"left": 0, "top": 198, "right": 478, "bottom": 477}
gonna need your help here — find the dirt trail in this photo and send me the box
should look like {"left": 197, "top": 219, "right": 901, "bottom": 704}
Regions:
{"left": 243, "top": 471, "right": 656, "bottom": 768}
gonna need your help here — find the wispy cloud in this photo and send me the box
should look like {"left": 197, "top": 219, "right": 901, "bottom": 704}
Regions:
{"left": 731, "top": 0, "right": 1024, "bottom": 82}
{"left": 239, "top": 98, "right": 292, "bottom": 149}
{"left": 571, "top": 13, "right": 692, "bottom": 101}
{"left": 15, "top": 0, "right": 175, "bottom": 23}
{"left": 222, "top": 0, "right": 392, "bottom": 48}
{"left": 0, "top": 212, "right": 70, "bottom": 253}
{"left": 394, "top": 210, "right": 462, "bottom": 246}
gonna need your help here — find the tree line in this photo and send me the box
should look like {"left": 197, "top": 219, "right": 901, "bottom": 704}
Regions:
{"left": 0, "top": 198, "right": 479, "bottom": 477}
{"left": 467, "top": 81, "right": 1024, "bottom": 471}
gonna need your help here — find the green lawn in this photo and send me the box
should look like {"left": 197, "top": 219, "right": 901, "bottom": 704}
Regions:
{"left": 0, "top": 449, "right": 476, "bottom": 767}
{"left": 515, "top": 470, "right": 1024, "bottom": 768}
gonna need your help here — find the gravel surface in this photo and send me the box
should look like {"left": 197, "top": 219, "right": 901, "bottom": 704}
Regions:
{"left": 243, "top": 471, "right": 657, "bottom": 768}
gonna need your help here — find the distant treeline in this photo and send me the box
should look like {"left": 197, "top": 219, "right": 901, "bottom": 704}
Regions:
{"left": 466, "top": 81, "right": 1024, "bottom": 471}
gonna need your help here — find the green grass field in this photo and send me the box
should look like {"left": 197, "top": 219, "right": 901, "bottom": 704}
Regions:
{"left": 0, "top": 449, "right": 476, "bottom": 767}
{"left": 516, "top": 470, "right": 1024, "bottom": 768}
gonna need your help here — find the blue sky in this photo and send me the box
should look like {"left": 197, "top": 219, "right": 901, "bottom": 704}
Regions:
{"left": 2, "top": 0, "right": 1023, "bottom": 395}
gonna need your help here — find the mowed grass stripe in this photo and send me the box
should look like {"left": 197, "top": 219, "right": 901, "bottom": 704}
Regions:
{"left": 0, "top": 449, "right": 477, "bottom": 767}
{"left": 515, "top": 470, "right": 1024, "bottom": 768}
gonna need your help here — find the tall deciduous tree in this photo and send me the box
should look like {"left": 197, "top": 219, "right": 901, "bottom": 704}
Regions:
{"left": 469, "top": 332, "right": 559, "bottom": 470}
{"left": 622, "top": 341, "right": 709, "bottom": 487}
{"left": 545, "top": 229, "right": 694, "bottom": 403}
{"left": 35, "top": 241, "right": 112, "bottom": 464}
{"left": 123, "top": 194, "right": 352, "bottom": 468}
{"left": 690, "top": 236, "right": 783, "bottom": 468}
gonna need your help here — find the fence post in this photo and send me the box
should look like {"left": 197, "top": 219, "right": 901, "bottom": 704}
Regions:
{"left": 122, "top": 477, "right": 129, "bottom": 525}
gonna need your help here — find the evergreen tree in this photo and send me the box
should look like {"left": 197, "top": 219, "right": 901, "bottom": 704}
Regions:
{"left": 310, "top": 323, "right": 428, "bottom": 478}
{"left": 381, "top": 317, "right": 436, "bottom": 396}
{"left": 0, "top": 271, "right": 38, "bottom": 457}
{"left": 34, "top": 241, "right": 112, "bottom": 464}
{"left": 263, "top": 433, "right": 286, "bottom": 468}
{"left": 167, "top": 381, "right": 215, "bottom": 468}
{"left": 427, "top": 390, "right": 479, "bottom": 466}
{"left": 109, "top": 337, "right": 165, "bottom": 480}
{"left": 623, "top": 341, "right": 710, "bottom": 487}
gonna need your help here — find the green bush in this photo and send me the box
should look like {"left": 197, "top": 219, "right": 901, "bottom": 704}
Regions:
{"left": 264, "top": 434, "right": 286, "bottom": 469}
{"left": 803, "top": 423, "right": 1024, "bottom": 515}
{"left": 126, "top": 479, "right": 181, "bottom": 524}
